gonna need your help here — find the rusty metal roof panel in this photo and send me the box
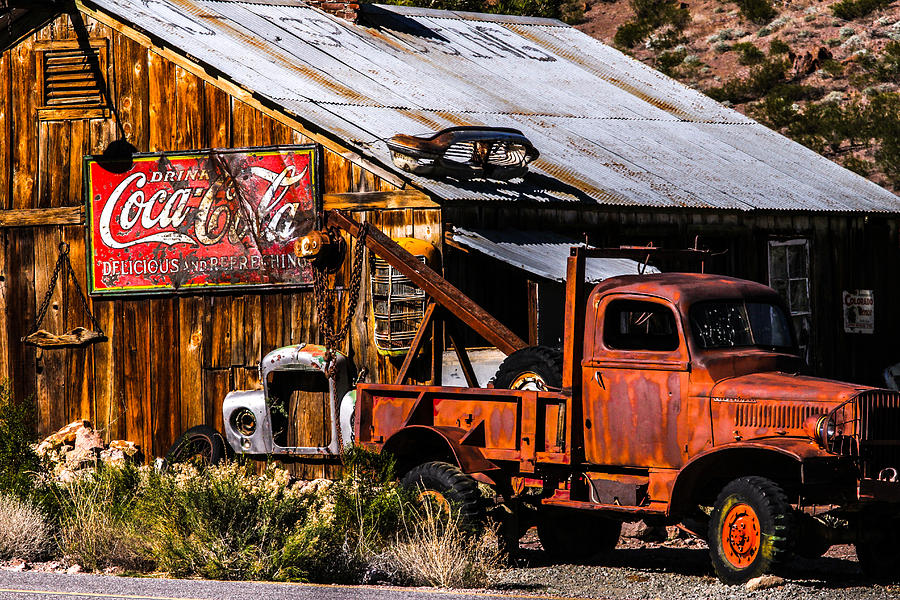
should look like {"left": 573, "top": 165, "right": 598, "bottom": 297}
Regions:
{"left": 89, "top": 0, "right": 900, "bottom": 212}
{"left": 450, "top": 227, "right": 660, "bottom": 283}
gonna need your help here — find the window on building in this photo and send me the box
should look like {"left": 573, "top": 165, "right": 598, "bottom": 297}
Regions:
{"left": 35, "top": 40, "right": 110, "bottom": 120}
{"left": 768, "top": 239, "right": 811, "bottom": 359}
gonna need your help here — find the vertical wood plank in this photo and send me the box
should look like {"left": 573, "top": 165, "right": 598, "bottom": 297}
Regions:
{"left": 92, "top": 298, "right": 120, "bottom": 442}
{"left": 0, "top": 50, "right": 11, "bottom": 210}
{"left": 122, "top": 300, "right": 151, "bottom": 453}
{"left": 178, "top": 296, "right": 204, "bottom": 432}
{"left": 174, "top": 66, "right": 203, "bottom": 151}
{"left": 33, "top": 228, "right": 65, "bottom": 433}
{"left": 11, "top": 38, "right": 38, "bottom": 209}
{"left": 203, "top": 82, "right": 230, "bottom": 148}
{"left": 147, "top": 50, "right": 175, "bottom": 153}
{"left": 202, "top": 368, "right": 229, "bottom": 435}
{"left": 114, "top": 33, "right": 149, "bottom": 152}
{"left": 63, "top": 225, "right": 93, "bottom": 424}
{"left": 150, "top": 298, "right": 179, "bottom": 456}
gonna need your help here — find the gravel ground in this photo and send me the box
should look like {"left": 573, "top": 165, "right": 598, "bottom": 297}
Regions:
{"left": 4, "top": 529, "right": 899, "bottom": 599}
{"left": 489, "top": 529, "right": 900, "bottom": 600}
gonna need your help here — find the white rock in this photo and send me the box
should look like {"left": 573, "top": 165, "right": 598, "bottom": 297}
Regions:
{"left": 745, "top": 574, "right": 784, "bottom": 591}
{"left": 66, "top": 564, "right": 83, "bottom": 575}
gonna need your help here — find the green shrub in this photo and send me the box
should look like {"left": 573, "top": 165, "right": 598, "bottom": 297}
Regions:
{"left": 831, "top": 0, "right": 892, "bottom": 20}
{"left": 706, "top": 57, "right": 789, "bottom": 103}
{"left": 135, "top": 461, "right": 315, "bottom": 580}
{"left": 733, "top": 41, "right": 765, "bottom": 64}
{"left": 843, "top": 156, "right": 873, "bottom": 175}
{"left": 0, "top": 383, "right": 40, "bottom": 498}
{"left": 657, "top": 48, "right": 688, "bottom": 75}
{"left": 732, "top": 0, "right": 776, "bottom": 23}
{"left": 614, "top": 0, "right": 690, "bottom": 48}
{"left": 821, "top": 59, "right": 845, "bottom": 77}
{"left": 768, "top": 38, "right": 790, "bottom": 54}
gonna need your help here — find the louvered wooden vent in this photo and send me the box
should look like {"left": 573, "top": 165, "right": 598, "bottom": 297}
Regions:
{"left": 43, "top": 48, "right": 103, "bottom": 107}
{"left": 36, "top": 40, "right": 109, "bottom": 119}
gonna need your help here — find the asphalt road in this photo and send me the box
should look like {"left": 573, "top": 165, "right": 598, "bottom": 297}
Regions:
{"left": 0, "top": 571, "right": 560, "bottom": 600}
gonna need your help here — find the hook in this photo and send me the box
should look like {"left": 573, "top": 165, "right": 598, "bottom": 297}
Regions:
{"left": 58, "top": 242, "right": 70, "bottom": 255}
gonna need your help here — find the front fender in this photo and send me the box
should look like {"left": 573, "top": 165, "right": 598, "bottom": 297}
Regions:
{"left": 668, "top": 439, "right": 830, "bottom": 516}
{"left": 382, "top": 425, "right": 498, "bottom": 475}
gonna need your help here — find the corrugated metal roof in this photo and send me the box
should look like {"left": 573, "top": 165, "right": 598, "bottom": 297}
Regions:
{"left": 88, "top": 0, "right": 900, "bottom": 211}
{"left": 450, "top": 227, "right": 659, "bottom": 282}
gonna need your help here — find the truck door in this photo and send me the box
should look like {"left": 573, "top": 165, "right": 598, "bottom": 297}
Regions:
{"left": 582, "top": 296, "right": 690, "bottom": 468}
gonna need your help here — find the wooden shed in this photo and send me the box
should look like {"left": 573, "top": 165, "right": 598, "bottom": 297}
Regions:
{"left": 3, "top": 0, "right": 899, "bottom": 471}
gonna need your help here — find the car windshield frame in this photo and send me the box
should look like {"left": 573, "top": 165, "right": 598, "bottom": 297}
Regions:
{"left": 689, "top": 299, "right": 797, "bottom": 352}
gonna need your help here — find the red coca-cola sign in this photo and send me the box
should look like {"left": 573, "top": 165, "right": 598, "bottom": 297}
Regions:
{"left": 85, "top": 145, "right": 319, "bottom": 295}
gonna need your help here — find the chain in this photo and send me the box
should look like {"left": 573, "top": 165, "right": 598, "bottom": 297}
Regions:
{"left": 313, "top": 224, "right": 369, "bottom": 378}
{"left": 312, "top": 225, "right": 368, "bottom": 455}
{"left": 29, "top": 242, "right": 104, "bottom": 338}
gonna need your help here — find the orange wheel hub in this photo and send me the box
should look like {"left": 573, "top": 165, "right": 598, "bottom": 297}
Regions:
{"left": 721, "top": 502, "right": 761, "bottom": 568}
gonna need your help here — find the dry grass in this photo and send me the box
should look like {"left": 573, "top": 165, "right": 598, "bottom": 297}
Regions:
{"left": 390, "top": 501, "right": 501, "bottom": 588}
{"left": 0, "top": 494, "right": 51, "bottom": 561}
{"left": 58, "top": 476, "right": 151, "bottom": 572}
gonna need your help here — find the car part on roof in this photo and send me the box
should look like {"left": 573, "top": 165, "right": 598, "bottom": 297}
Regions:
{"left": 387, "top": 127, "right": 539, "bottom": 181}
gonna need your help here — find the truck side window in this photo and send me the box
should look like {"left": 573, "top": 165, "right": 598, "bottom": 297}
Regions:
{"left": 603, "top": 300, "right": 679, "bottom": 351}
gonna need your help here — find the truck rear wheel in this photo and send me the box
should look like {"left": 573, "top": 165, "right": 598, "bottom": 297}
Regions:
{"left": 493, "top": 346, "right": 563, "bottom": 391}
{"left": 401, "top": 461, "right": 484, "bottom": 527}
{"left": 708, "top": 476, "right": 793, "bottom": 585}
{"left": 537, "top": 508, "right": 621, "bottom": 561}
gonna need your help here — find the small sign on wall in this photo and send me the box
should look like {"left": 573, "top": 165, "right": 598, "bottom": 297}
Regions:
{"left": 843, "top": 289, "right": 874, "bottom": 334}
{"left": 85, "top": 145, "right": 320, "bottom": 295}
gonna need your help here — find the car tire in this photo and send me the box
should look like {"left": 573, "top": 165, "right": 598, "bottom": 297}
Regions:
{"left": 165, "top": 425, "right": 228, "bottom": 467}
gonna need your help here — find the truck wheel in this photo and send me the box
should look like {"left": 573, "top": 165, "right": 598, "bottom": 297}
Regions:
{"left": 401, "top": 461, "right": 484, "bottom": 527}
{"left": 537, "top": 508, "right": 621, "bottom": 561}
{"left": 493, "top": 346, "right": 563, "bottom": 391}
{"left": 165, "top": 425, "right": 228, "bottom": 467}
{"left": 708, "top": 476, "right": 793, "bottom": 585}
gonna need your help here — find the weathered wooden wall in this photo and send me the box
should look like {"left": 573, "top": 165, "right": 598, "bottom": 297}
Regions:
{"left": 0, "top": 11, "right": 442, "bottom": 473}
{"left": 446, "top": 205, "right": 900, "bottom": 386}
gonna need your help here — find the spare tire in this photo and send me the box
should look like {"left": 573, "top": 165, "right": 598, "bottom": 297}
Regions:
{"left": 493, "top": 346, "right": 563, "bottom": 391}
{"left": 165, "top": 425, "right": 228, "bottom": 467}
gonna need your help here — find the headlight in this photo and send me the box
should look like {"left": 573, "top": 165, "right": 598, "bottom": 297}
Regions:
{"left": 231, "top": 408, "right": 257, "bottom": 437}
{"left": 805, "top": 414, "right": 834, "bottom": 448}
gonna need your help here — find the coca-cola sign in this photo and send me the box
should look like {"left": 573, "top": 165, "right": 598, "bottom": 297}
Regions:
{"left": 85, "top": 145, "right": 319, "bottom": 295}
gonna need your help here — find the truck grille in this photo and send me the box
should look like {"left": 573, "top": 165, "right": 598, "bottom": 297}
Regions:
{"left": 829, "top": 391, "right": 900, "bottom": 479}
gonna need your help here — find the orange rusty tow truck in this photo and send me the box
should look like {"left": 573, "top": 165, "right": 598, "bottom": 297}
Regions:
{"left": 340, "top": 237, "right": 900, "bottom": 585}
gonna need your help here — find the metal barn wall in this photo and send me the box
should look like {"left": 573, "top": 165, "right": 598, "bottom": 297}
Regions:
{"left": 445, "top": 205, "right": 900, "bottom": 386}
{"left": 0, "top": 11, "right": 441, "bottom": 474}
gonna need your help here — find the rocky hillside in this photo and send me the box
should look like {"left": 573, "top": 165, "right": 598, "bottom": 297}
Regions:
{"left": 577, "top": 0, "right": 900, "bottom": 192}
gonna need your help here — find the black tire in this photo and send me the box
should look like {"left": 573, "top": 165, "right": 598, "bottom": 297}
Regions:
{"left": 493, "top": 346, "right": 563, "bottom": 391}
{"left": 537, "top": 508, "right": 621, "bottom": 561}
{"left": 708, "top": 476, "right": 793, "bottom": 585}
{"left": 401, "top": 461, "right": 484, "bottom": 527}
{"left": 165, "top": 425, "right": 228, "bottom": 467}
{"left": 856, "top": 519, "right": 900, "bottom": 581}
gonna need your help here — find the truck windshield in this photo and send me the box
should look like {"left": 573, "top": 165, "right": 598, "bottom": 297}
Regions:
{"left": 690, "top": 301, "right": 794, "bottom": 350}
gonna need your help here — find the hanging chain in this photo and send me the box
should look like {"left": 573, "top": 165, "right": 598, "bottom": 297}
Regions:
{"left": 313, "top": 224, "right": 369, "bottom": 378}
{"left": 29, "top": 243, "right": 104, "bottom": 337}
